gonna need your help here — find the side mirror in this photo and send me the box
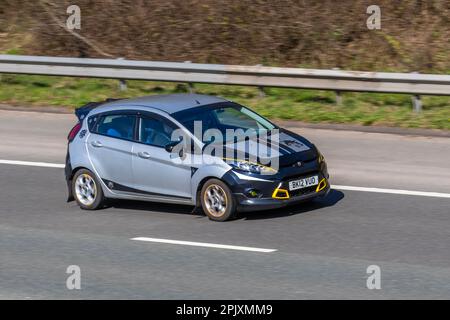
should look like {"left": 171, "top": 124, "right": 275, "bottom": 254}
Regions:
{"left": 164, "top": 140, "right": 179, "bottom": 153}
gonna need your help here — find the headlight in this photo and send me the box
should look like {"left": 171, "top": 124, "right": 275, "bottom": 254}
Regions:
{"left": 226, "top": 159, "right": 276, "bottom": 175}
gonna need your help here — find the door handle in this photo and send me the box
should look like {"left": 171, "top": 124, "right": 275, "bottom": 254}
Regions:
{"left": 91, "top": 140, "right": 103, "bottom": 148}
{"left": 138, "top": 151, "right": 151, "bottom": 159}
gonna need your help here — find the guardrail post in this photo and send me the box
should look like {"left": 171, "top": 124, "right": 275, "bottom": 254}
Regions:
{"left": 333, "top": 68, "right": 343, "bottom": 105}
{"left": 255, "top": 65, "right": 266, "bottom": 98}
{"left": 184, "top": 61, "right": 195, "bottom": 93}
{"left": 119, "top": 79, "right": 127, "bottom": 91}
{"left": 412, "top": 95, "right": 422, "bottom": 113}
{"left": 117, "top": 58, "right": 127, "bottom": 91}
{"left": 411, "top": 72, "right": 422, "bottom": 113}
{"left": 258, "top": 86, "right": 266, "bottom": 98}
{"left": 335, "top": 91, "right": 343, "bottom": 105}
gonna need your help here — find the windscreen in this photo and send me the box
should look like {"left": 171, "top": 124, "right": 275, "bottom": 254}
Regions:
{"left": 172, "top": 103, "right": 276, "bottom": 144}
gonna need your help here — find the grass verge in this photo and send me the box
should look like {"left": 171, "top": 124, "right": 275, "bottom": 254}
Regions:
{"left": 0, "top": 74, "right": 449, "bottom": 130}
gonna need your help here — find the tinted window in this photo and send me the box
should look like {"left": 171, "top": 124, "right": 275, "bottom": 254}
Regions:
{"left": 139, "top": 116, "right": 177, "bottom": 147}
{"left": 87, "top": 114, "right": 99, "bottom": 131}
{"left": 96, "top": 114, "right": 135, "bottom": 140}
{"left": 172, "top": 103, "right": 275, "bottom": 143}
{"left": 215, "top": 107, "right": 260, "bottom": 129}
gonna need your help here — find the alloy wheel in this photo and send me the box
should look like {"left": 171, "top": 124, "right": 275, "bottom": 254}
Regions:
{"left": 203, "top": 184, "right": 228, "bottom": 217}
{"left": 75, "top": 173, "right": 97, "bottom": 206}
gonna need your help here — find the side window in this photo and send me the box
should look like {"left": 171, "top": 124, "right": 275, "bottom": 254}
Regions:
{"left": 139, "top": 116, "right": 177, "bottom": 147}
{"left": 87, "top": 114, "right": 99, "bottom": 131}
{"left": 96, "top": 114, "right": 135, "bottom": 140}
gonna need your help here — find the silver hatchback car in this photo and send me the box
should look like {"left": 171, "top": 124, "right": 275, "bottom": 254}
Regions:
{"left": 65, "top": 94, "right": 329, "bottom": 221}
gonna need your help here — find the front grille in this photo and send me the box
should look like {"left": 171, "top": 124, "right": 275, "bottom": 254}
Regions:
{"left": 280, "top": 157, "right": 317, "bottom": 168}
{"left": 289, "top": 185, "right": 317, "bottom": 197}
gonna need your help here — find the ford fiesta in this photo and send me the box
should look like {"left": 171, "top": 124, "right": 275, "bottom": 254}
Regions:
{"left": 65, "top": 94, "right": 329, "bottom": 221}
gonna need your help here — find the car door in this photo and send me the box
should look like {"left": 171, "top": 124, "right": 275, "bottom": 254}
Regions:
{"left": 132, "top": 113, "right": 192, "bottom": 200}
{"left": 87, "top": 112, "right": 136, "bottom": 190}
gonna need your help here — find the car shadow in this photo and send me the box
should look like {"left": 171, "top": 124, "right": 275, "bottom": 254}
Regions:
{"left": 106, "top": 199, "right": 198, "bottom": 216}
{"left": 238, "top": 189, "right": 345, "bottom": 221}
{"left": 104, "top": 189, "right": 344, "bottom": 221}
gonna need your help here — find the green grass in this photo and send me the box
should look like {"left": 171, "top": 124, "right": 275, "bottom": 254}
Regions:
{"left": 0, "top": 74, "right": 449, "bottom": 130}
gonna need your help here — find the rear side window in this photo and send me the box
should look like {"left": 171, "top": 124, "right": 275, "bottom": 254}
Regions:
{"left": 87, "top": 115, "right": 99, "bottom": 131}
{"left": 96, "top": 114, "right": 136, "bottom": 140}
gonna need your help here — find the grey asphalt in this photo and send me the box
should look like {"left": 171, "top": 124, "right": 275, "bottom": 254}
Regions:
{"left": 0, "top": 109, "right": 449, "bottom": 299}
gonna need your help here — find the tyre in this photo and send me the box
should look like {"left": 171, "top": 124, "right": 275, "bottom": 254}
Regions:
{"left": 200, "top": 179, "right": 236, "bottom": 221}
{"left": 72, "top": 169, "right": 105, "bottom": 210}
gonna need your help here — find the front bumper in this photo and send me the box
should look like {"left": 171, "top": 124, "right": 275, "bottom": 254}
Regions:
{"left": 235, "top": 183, "right": 330, "bottom": 212}
{"left": 222, "top": 160, "right": 330, "bottom": 212}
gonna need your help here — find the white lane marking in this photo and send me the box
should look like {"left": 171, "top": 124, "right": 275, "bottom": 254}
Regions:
{"left": 333, "top": 184, "right": 450, "bottom": 199}
{"left": 131, "top": 237, "right": 277, "bottom": 253}
{"left": 1, "top": 159, "right": 449, "bottom": 199}
{"left": 0, "top": 159, "right": 65, "bottom": 168}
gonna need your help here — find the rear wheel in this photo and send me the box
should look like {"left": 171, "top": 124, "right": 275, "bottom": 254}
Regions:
{"left": 200, "top": 179, "right": 236, "bottom": 221}
{"left": 72, "top": 169, "right": 105, "bottom": 210}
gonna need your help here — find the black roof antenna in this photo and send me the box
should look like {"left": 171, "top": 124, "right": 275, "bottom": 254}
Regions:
{"left": 195, "top": 99, "right": 201, "bottom": 105}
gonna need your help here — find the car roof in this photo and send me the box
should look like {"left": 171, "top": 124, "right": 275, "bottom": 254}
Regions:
{"left": 94, "top": 94, "right": 229, "bottom": 114}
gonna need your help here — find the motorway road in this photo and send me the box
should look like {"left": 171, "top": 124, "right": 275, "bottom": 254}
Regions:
{"left": 0, "top": 109, "right": 449, "bottom": 299}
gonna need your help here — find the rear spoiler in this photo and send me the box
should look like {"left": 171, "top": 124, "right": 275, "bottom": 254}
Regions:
{"left": 74, "top": 98, "right": 122, "bottom": 121}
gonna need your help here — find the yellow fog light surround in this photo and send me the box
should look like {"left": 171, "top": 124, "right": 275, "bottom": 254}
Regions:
{"left": 272, "top": 185, "right": 290, "bottom": 199}
{"left": 315, "top": 178, "right": 327, "bottom": 192}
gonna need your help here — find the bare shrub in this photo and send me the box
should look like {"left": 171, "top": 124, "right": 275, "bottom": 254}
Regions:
{"left": 2, "top": 0, "right": 449, "bottom": 72}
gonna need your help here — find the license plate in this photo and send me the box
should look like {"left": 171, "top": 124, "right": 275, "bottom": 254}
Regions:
{"left": 288, "top": 175, "right": 319, "bottom": 191}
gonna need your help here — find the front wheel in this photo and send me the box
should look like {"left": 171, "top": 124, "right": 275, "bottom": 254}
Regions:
{"left": 72, "top": 169, "right": 105, "bottom": 210}
{"left": 200, "top": 179, "right": 237, "bottom": 221}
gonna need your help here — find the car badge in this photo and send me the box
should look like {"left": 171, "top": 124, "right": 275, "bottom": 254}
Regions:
{"left": 79, "top": 129, "right": 87, "bottom": 138}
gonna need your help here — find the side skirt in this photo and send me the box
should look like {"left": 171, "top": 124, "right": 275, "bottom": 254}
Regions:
{"left": 101, "top": 179, "right": 194, "bottom": 205}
